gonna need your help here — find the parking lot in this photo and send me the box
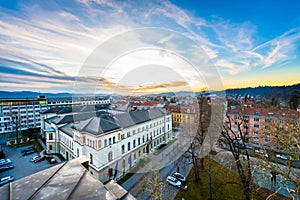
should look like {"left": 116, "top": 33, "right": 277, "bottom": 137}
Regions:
{"left": 0, "top": 144, "right": 53, "bottom": 181}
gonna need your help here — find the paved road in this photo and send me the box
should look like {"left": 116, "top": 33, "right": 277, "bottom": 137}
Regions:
{"left": 121, "top": 138, "right": 193, "bottom": 200}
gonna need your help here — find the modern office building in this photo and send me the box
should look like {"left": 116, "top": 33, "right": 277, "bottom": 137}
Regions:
{"left": 0, "top": 96, "right": 111, "bottom": 138}
{"left": 0, "top": 96, "right": 48, "bottom": 137}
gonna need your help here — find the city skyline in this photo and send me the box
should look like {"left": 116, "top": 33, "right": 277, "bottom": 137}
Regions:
{"left": 0, "top": 0, "right": 300, "bottom": 93}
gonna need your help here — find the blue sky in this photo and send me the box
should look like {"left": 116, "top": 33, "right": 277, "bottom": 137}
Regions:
{"left": 0, "top": 0, "right": 299, "bottom": 93}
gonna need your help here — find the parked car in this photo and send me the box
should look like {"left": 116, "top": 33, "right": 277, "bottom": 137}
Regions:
{"left": 0, "top": 176, "right": 14, "bottom": 187}
{"left": 22, "top": 149, "right": 36, "bottom": 156}
{"left": 32, "top": 156, "right": 46, "bottom": 163}
{"left": 21, "top": 147, "right": 34, "bottom": 154}
{"left": 0, "top": 165, "right": 14, "bottom": 173}
{"left": 276, "top": 154, "right": 292, "bottom": 160}
{"left": 0, "top": 159, "right": 12, "bottom": 167}
{"left": 172, "top": 172, "right": 186, "bottom": 182}
{"left": 255, "top": 149, "right": 264, "bottom": 154}
{"left": 166, "top": 176, "right": 182, "bottom": 188}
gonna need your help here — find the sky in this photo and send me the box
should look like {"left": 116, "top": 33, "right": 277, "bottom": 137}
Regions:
{"left": 0, "top": 0, "right": 300, "bottom": 94}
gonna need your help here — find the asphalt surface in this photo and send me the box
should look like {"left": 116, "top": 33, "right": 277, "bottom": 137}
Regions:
{"left": 0, "top": 144, "right": 53, "bottom": 182}
{"left": 121, "top": 138, "right": 193, "bottom": 200}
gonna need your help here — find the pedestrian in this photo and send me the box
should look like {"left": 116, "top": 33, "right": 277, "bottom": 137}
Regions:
{"left": 270, "top": 170, "right": 277, "bottom": 183}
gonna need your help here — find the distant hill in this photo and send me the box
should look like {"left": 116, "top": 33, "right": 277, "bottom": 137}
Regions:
{"left": 225, "top": 83, "right": 300, "bottom": 100}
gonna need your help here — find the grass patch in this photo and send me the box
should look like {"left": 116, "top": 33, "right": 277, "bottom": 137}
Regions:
{"left": 117, "top": 172, "right": 134, "bottom": 185}
{"left": 175, "top": 158, "right": 247, "bottom": 200}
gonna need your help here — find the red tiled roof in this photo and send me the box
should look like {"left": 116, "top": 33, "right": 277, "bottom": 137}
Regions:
{"left": 227, "top": 107, "right": 300, "bottom": 119}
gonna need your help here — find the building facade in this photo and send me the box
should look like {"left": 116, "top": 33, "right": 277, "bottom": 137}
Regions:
{"left": 226, "top": 107, "right": 300, "bottom": 147}
{"left": 43, "top": 108, "right": 173, "bottom": 182}
{"left": 0, "top": 97, "right": 48, "bottom": 138}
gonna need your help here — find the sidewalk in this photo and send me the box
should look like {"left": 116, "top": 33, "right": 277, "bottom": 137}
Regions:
{"left": 213, "top": 147, "right": 299, "bottom": 199}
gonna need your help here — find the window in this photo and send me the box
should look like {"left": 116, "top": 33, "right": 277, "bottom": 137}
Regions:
{"left": 90, "top": 153, "right": 93, "bottom": 165}
{"left": 254, "top": 118, "right": 259, "bottom": 122}
{"left": 49, "top": 133, "right": 53, "bottom": 140}
{"left": 108, "top": 151, "right": 113, "bottom": 162}
{"left": 143, "top": 136, "right": 145, "bottom": 143}
{"left": 138, "top": 137, "right": 141, "bottom": 145}
{"left": 265, "top": 133, "right": 270, "bottom": 137}
{"left": 98, "top": 140, "right": 101, "bottom": 148}
{"left": 254, "top": 124, "right": 259, "bottom": 128}
{"left": 104, "top": 139, "right": 107, "bottom": 147}
{"left": 265, "top": 139, "right": 270, "bottom": 143}
{"left": 49, "top": 145, "right": 53, "bottom": 150}
{"left": 253, "top": 131, "right": 259, "bottom": 135}
{"left": 118, "top": 133, "right": 121, "bottom": 140}
{"left": 113, "top": 136, "right": 116, "bottom": 144}
{"left": 109, "top": 138, "right": 112, "bottom": 145}
{"left": 122, "top": 145, "right": 125, "bottom": 154}
{"left": 127, "top": 142, "right": 131, "bottom": 151}
{"left": 253, "top": 137, "right": 259, "bottom": 142}
{"left": 127, "top": 132, "right": 130, "bottom": 137}
{"left": 133, "top": 139, "right": 136, "bottom": 148}
{"left": 77, "top": 148, "right": 79, "bottom": 157}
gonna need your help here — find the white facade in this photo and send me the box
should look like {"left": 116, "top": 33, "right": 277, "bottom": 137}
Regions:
{"left": 0, "top": 99, "right": 49, "bottom": 135}
{"left": 44, "top": 109, "right": 173, "bottom": 182}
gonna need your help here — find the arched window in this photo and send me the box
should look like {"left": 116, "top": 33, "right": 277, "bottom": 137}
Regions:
{"left": 104, "top": 139, "right": 107, "bottom": 147}
{"left": 143, "top": 136, "right": 145, "bottom": 143}
{"left": 138, "top": 137, "right": 140, "bottom": 145}
{"left": 98, "top": 140, "right": 101, "bottom": 149}
{"left": 113, "top": 136, "right": 116, "bottom": 144}
{"left": 108, "top": 138, "right": 112, "bottom": 145}
{"left": 133, "top": 139, "right": 136, "bottom": 148}
{"left": 108, "top": 151, "right": 113, "bottom": 162}
{"left": 122, "top": 145, "right": 125, "bottom": 154}
{"left": 127, "top": 142, "right": 131, "bottom": 151}
{"left": 77, "top": 148, "right": 79, "bottom": 157}
{"left": 90, "top": 153, "right": 93, "bottom": 165}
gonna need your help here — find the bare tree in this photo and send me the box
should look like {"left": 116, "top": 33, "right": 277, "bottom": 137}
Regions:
{"left": 11, "top": 112, "right": 20, "bottom": 147}
{"left": 220, "top": 114, "right": 253, "bottom": 200}
{"left": 260, "top": 118, "right": 300, "bottom": 199}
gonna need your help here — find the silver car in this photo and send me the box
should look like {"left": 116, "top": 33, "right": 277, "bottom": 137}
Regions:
{"left": 166, "top": 176, "right": 182, "bottom": 188}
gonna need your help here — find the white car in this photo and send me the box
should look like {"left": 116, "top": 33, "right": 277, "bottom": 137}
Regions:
{"left": 31, "top": 156, "right": 40, "bottom": 162}
{"left": 0, "top": 159, "right": 12, "bottom": 167}
{"left": 166, "top": 176, "right": 182, "bottom": 188}
{"left": 276, "top": 154, "right": 292, "bottom": 160}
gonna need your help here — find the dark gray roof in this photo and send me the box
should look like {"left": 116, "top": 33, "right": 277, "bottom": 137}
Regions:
{"left": 0, "top": 157, "right": 128, "bottom": 200}
{"left": 65, "top": 108, "right": 169, "bottom": 135}
{"left": 59, "top": 123, "right": 74, "bottom": 137}
{"left": 114, "top": 112, "right": 136, "bottom": 128}
{"left": 129, "top": 109, "right": 150, "bottom": 124}
{"left": 148, "top": 108, "right": 167, "bottom": 119}
{"left": 74, "top": 117, "right": 120, "bottom": 135}
{"left": 47, "top": 111, "right": 111, "bottom": 125}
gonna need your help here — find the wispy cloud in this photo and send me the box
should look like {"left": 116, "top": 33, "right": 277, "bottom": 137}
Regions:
{"left": 0, "top": 0, "right": 299, "bottom": 92}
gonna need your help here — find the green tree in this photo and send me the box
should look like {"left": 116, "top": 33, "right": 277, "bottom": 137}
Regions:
{"left": 289, "top": 90, "right": 299, "bottom": 110}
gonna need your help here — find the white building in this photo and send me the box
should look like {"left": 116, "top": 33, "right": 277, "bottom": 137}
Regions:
{"left": 0, "top": 97, "right": 48, "bottom": 136}
{"left": 44, "top": 108, "right": 173, "bottom": 182}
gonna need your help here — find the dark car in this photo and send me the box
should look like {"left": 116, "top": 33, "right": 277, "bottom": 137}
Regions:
{"left": 21, "top": 147, "right": 34, "bottom": 154}
{"left": 22, "top": 149, "right": 36, "bottom": 156}
{"left": 33, "top": 156, "right": 46, "bottom": 163}
{"left": 172, "top": 172, "right": 186, "bottom": 182}
{"left": 0, "top": 165, "right": 14, "bottom": 173}
{"left": 0, "top": 176, "right": 14, "bottom": 187}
